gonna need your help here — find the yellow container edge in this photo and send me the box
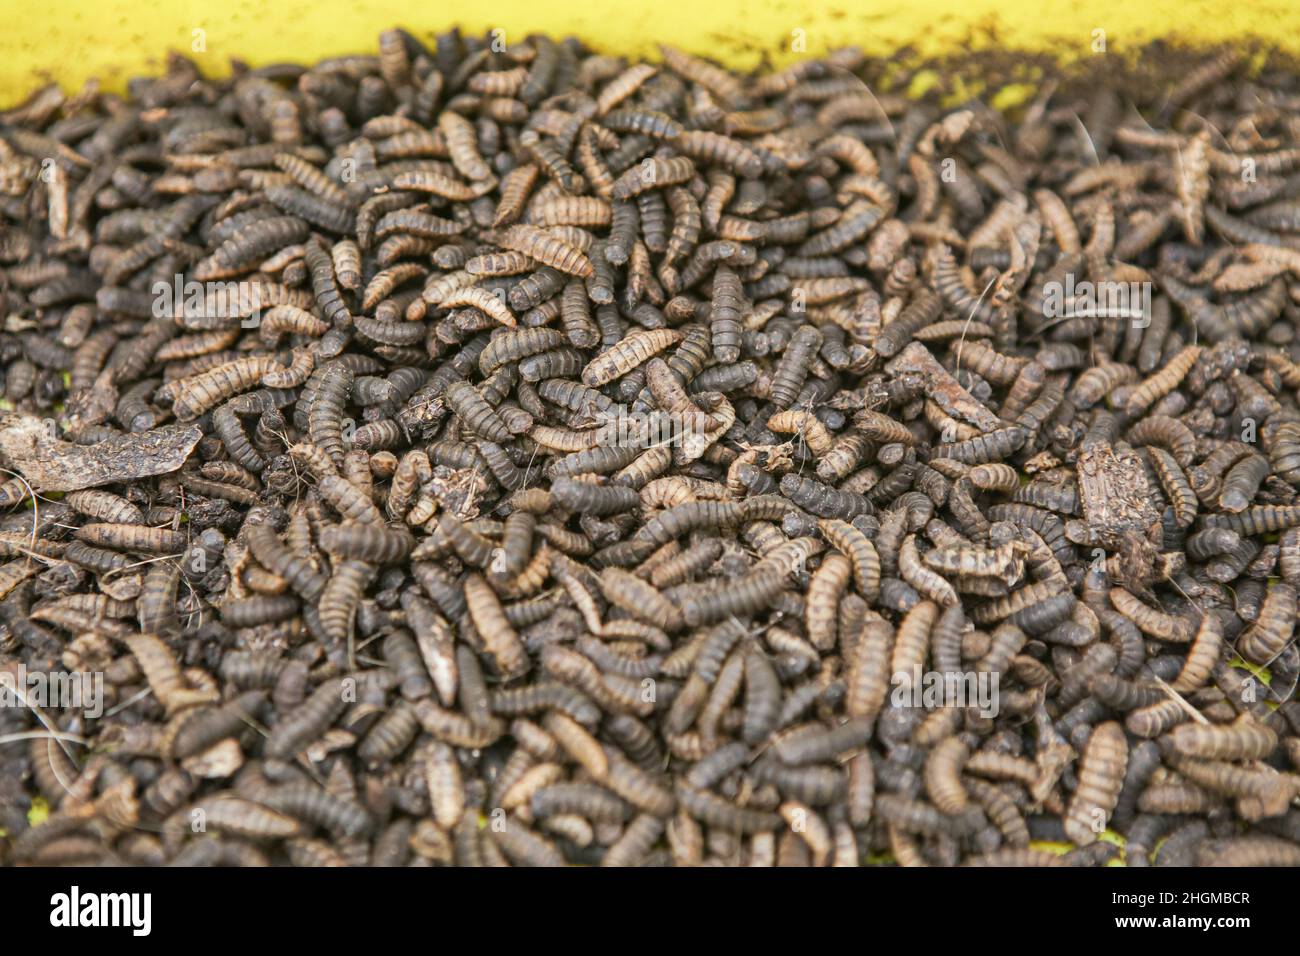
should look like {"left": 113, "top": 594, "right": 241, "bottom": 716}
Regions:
{"left": 5, "top": 0, "right": 1300, "bottom": 107}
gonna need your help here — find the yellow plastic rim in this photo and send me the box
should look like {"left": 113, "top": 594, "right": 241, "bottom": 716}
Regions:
{"left": 4, "top": 0, "right": 1300, "bottom": 107}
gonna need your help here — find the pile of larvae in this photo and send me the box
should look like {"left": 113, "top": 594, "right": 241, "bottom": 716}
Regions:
{"left": 2, "top": 34, "right": 1300, "bottom": 868}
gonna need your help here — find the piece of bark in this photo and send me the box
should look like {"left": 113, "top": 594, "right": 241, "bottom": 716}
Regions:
{"left": 1067, "top": 441, "right": 1163, "bottom": 590}
{"left": 0, "top": 414, "right": 201, "bottom": 492}
{"left": 1073, "top": 441, "right": 1162, "bottom": 545}
{"left": 884, "top": 341, "right": 1003, "bottom": 433}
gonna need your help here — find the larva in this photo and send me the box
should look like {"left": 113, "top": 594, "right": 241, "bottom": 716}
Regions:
{"left": 464, "top": 572, "right": 530, "bottom": 679}
{"left": 497, "top": 224, "right": 594, "bottom": 278}
{"left": 780, "top": 474, "right": 871, "bottom": 520}
{"left": 1198, "top": 837, "right": 1300, "bottom": 867}
{"left": 1171, "top": 612, "right": 1224, "bottom": 692}
{"left": 768, "top": 324, "right": 823, "bottom": 409}
{"left": 444, "top": 380, "right": 512, "bottom": 442}
{"left": 767, "top": 410, "right": 835, "bottom": 455}
{"left": 967, "top": 463, "right": 1019, "bottom": 493}
{"left": 1169, "top": 715, "right": 1278, "bottom": 761}
{"left": 439, "top": 286, "right": 518, "bottom": 328}
{"left": 898, "top": 535, "right": 959, "bottom": 607}
{"left": 264, "top": 678, "right": 349, "bottom": 760}
{"left": 168, "top": 356, "right": 283, "bottom": 421}
{"left": 582, "top": 328, "right": 682, "bottom": 386}
{"left": 75, "top": 523, "right": 186, "bottom": 554}
{"left": 62, "top": 488, "right": 144, "bottom": 529}
{"left": 318, "top": 558, "right": 377, "bottom": 647}
{"left": 551, "top": 477, "right": 641, "bottom": 516}
{"left": 1124, "top": 345, "right": 1201, "bottom": 415}
{"left": 924, "top": 736, "right": 970, "bottom": 814}
{"left": 805, "top": 553, "right": 853, "bottom": 650}
{"left": 1235, "top": 582, "right": 1297, "bottom": 665}
{"left": 598, "top": 567, "right": 683, "bottom": 632}
{"left": 1063, "top": 722, "right": 1128, "bottom": 845}
{"left": 318, "top": 522, "right": 415, "bottom": 563}
{"left": 192, "top": 216, "right": 309, "bottom": 281}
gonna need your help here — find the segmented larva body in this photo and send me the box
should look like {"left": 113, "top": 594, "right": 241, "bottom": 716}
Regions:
{"left": 123, "top": 632, "right": 218, "bottom": 713}
{"left": 925, "top": 540, "right": 1025, "bottom": 584}
{"left": 678, "top": 567, "right": 789, "bottom": 627}
{"left": 967, "top": 463, "right": 1019, "bottom": 493}
{"left": 1281, "top": 527, "right": 1300, "bottom": 585}
{"left": 818, "top": 519, "right": 881, "bottom": 601}
{"left": 193, "top": 215, "right": 309, "bottom": 280}
{"left": 1109, "top": 588, "right": 1194, "bottom": 642}
{"left": 258, "top": 304, "right": 330, "bottom": 346}
{"left": 439, "top": 286, "right": 518, "bottom": 327}
{"left": 1124, "top": 345, "right": 1201, "bottom": 415}
{"left": 1170, "top": 715, "right": 1278, "bottom": 761}
{"left": 767, "top": 409, "right": 834, "bottom": 455}
{"left": 262, "top": 348, "right": 315, "bottom": 389}
{"left": 1235, "top": 582, "right": 1297, "bottom": 665}
{"left": 1171, "top": 612, "right": 1223, "bottom": 692}
{"left": 952, "top": 340, "right": 1026, "bottom": 387}
{"left": 1070, "top": 362, "right": 1138, "bottom": 409}
{"left": 497, "top": 224, "right": 594, "bottom": 278}
{"left": 1169, "top": 756, "right": 1292, "bottom": 815}
{"left": 582, "top": 328, "right": 682, "bottom": 386}
{"left": 444, "top": 380, "right": 512, "bottom": 442}
{"left": 805, "top": 552, "right": 852, "bottom": 650}
{"left": 169, "top": 356, "right": 282, "bottom": 421}
{"left": 780, "top": 474, "right": 871, "bottom": 520}
{"left": 924, "top": 736, "right": 970, "bottom": 814}
{"left": 65, "top": 489, "right": 144, "bottom": 524}
{"left": 640, "top": 358, "right": 714, "bottom": 435}
{"left": 853, "top": 409, "right": 914, "bottom": 446}
{"left": 75, "top": 523, "right": 186, "bottom": 553}
{"left": 610, "top": 156, "right": 696, "bottom": 201}
{"left": 318, "top": 559, "right": 377, "bottom": 645}
{"left": 464, "top": 572, "right": 530, "bottom": 679}
{"left": 319, "top": 522, "right": 415, "bottom": 563}
{"left": 768, "top": 325, "right": 823, "bottom": 409}
{"left": 599, "top": 567, "right": 683, "bottom": 632}
{"left": 139, "top": 560, "right": 182, "bottom": 634}
{"left": 709, "top": 265, "right": 744, "bottom": 363}
{"left": 1268, "top": 420, "right": 1300, "bottom": 487}
{"left": 304, "top": 362, "right": 353, "bottom": 467}
{"left": 1032, "top": 187, "right": 1081, "bottom": 254}
{"left": 649, "top": 538, "right": 725, "bottom": 589}
{"left": 1064, "top": 721, "right": 1128, "bottom": 845}
{"left": 438, "top": 110, "right": 492, "bottom": 181}
{"left": 816, "top": 431, "right": 873, "bottom": 483}
{"left": 932, "top": 426, "right": 1028, "bottom": 465}
{"left": 899, "top": 535, "right": 959, "bottom": 607}
{"left": 1198, "top": 837, "right": 1300, "bottom": 867}
{"left": 1147, "top": 446, "right": 1199, "bottom": 528}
